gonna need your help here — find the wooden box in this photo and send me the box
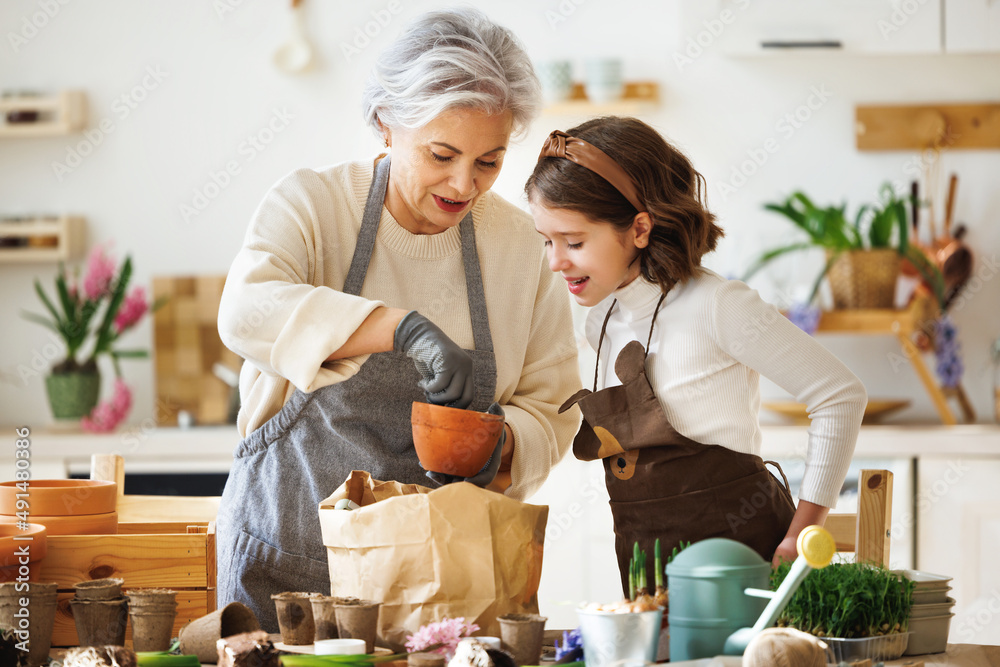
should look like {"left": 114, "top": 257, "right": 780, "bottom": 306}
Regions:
{"left": 40, "top": 521, "right": 216, "bottom": 647}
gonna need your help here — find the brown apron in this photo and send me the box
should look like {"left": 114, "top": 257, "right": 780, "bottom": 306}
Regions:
{"left": 559, "top": 295, "right": 796, "bottom": 596}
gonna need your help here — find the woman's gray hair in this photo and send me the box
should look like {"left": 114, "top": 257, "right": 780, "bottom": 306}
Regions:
{"left": 362, "top": 8, "right": 540, "bottom": 140}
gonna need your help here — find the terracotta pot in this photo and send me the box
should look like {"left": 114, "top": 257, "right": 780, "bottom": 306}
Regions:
{"left": 0, "top": 581, "right": 58, "bottom": 666}
{"left": 312, "top": 595, "right": 357, "bottom": 641}
{"left": 411, "top": 402, "right": 504, "bottom": 477}
{"left": 334, "top": 599, "right": 380, "bottom": 654}
{"left": 497, "top": 613, "right": 547, "bottom": 667}
{"left": 0, "top": 511, "right": 118, "bottom": 536}
{"left": 74, "top": 577, "right": 124, "bottom": 601}
{"left": 0, "top": 523, "right": 46, "bottom": 584}
{"left": 0, "top": 479, "right": 117, "bottom": 516}
{"left": 272, "top": 592, "right": 320, "bottom": 646}
{"left": 45, "top": 369, "right": 101, "bottom": 420}
{"left": 70, "top": 597, "right": 129, "bottom": 647}
{"left": 178, "top": 601, "right": 261, "bottom": 663}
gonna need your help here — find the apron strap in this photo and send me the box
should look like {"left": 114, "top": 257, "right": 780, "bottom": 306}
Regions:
{"left": 593, "top": 291, "right": 668, "bottom": 392}
{"left": 343, "top": 156, "right": 392, "bottom": 296}
{"left": 764, "top": 459, "right": 793, "bottom": 496}
{"left": 459, "top": 212, "right": 493, "bottom": 353}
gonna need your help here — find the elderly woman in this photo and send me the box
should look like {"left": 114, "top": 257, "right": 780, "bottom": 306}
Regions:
{"left": 216, "top": 8, "right": 581, "bottom": 629}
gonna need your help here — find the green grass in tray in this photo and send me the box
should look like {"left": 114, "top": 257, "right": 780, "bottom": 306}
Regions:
{"left": 771, "top": 560, "right": 915, "bottom": 639}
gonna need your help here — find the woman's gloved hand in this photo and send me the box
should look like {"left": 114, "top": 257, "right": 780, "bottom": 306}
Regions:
{"left": 425, "top": 402, "right": 505, "bottom": 488}
{"left": 394, "top": 311, "right": 474, "bottom": 408}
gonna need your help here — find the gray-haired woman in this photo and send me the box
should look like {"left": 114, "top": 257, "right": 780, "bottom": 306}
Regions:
{"left": 216, "top": 8, "right": 582, "bottom": 630}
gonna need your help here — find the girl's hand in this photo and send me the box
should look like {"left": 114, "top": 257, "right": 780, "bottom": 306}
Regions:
{"left": 772, "top": 535, "right": 799, "bottom": 567}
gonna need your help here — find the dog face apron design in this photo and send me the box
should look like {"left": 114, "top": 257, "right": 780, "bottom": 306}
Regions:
{"left": 559, "top": 296, "right": 795, "bottom": 595}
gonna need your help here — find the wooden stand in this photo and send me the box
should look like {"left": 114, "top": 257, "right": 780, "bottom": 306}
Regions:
{"left": 543, "top": 81, "right": 659, "bottom": 115}
{"left": 0, "top": 215, "right": 85, "bottom": 263}
{"left": 815, "top": 294, "right": 975, "bottom": 425}
{"left": 0, "top": 90, "right": 86, "bottom": 138}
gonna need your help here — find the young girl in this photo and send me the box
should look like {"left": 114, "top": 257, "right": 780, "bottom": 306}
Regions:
{"left": 526, "top": 117, "right": 866, "bottom": 593}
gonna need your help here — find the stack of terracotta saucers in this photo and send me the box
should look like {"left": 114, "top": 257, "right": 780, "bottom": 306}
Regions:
{"left": 0, "top": 479, "right": 118, "bottom": 535}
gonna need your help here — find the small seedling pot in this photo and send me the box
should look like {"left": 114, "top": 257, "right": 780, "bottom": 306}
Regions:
{"left": 334, "top": 599, "right": 381, "bottom": 654}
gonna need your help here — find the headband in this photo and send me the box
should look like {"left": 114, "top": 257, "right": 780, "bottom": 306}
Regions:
{"left": 538, "top": 130, "right": 646, "bottom": 213}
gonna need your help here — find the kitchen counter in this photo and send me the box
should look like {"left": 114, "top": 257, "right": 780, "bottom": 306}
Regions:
{"left": 3, "top": 423, "right": 997, "bottom": 482}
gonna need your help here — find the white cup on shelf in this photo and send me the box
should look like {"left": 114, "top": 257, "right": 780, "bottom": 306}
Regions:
{"left": 584, "top": 58, "right": 624, "bottom": 104}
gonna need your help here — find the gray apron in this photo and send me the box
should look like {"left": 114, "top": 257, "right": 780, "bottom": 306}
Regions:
{"left": 217, "top": 156, "right": 498, "bottom": 631}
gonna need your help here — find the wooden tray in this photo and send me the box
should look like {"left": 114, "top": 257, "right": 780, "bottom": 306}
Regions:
{"left": 762, "top": 399, "right": 911, "bottom": 425}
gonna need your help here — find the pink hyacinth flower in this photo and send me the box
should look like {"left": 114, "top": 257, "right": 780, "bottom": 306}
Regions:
{"left": 114, "top": 286, "right": 148, "bottom": 334}
{"left": 81, "top": 379, "right": 133, "bottom": 433}
{"left": 82, "top": 244, "right": 117, "bottom": 301}
{"left": 405, "top": 617, "right": 480, "bottom": 659}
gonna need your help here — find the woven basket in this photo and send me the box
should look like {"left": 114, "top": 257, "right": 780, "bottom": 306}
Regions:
{"left": 826, "top": 249, "right": 900, "bottom": 309}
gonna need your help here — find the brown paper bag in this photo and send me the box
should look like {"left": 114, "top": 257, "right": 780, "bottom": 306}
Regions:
{"left": 318, "top": 471, "right": 548, "bottom": 650}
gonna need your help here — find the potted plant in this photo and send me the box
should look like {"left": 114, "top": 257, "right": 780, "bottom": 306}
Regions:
{"left": 744, "top": 184, "right": 945, "bottom": 310}
{"left": 21, "top": 243, "right": 163, "bottom": 429}
{"left": 771, "top": 560, "right": 915, "bottom": 661}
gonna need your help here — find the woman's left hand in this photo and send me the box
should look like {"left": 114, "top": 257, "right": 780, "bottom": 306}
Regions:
{"left": 772, "top": 535, "right": 799, "bottom": 567}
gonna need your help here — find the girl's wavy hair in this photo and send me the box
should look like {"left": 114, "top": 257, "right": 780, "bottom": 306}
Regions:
{"left": 526, "top": 116, "right": 723, "bottom": 293}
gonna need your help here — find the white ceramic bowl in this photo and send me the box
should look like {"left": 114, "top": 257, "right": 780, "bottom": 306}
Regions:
{"left": 910, "top": 597, "right": 956, "bottom": 618}
{"left": 912, "top": 586, "right": 952, "bottom": 604}
{"left": 904, "top": 613, "right": 954, "bottom": 655}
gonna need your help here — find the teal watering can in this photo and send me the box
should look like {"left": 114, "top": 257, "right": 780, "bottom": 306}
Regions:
{"left": 667, "top": 525, "right": 836, "bottom": 660}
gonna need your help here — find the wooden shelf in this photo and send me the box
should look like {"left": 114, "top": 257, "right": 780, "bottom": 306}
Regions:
{"left": 0, "top": 216, "right": 85, "bottom": 263}
{"left": 543, "top": 81, "right": 660, "bottom": 116}
{"left": 0, "top": 90, "right": 86, "bottom": 137}
{"left": 813, "top": 293, "right": 975, "bottom": 426}
{"left": 855, "top": 102, "right": 1000, "bottom": 150}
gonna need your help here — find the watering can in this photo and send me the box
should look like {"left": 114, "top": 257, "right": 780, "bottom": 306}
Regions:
{"left": 667, "top": 525, "right": 836, "bottom": 660}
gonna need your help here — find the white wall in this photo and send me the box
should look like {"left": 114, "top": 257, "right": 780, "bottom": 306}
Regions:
{"left": 1, "top": 0, "right": 999, "bottom": 626}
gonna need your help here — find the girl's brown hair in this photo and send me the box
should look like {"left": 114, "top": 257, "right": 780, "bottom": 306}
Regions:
{"left": 525, "top": 116, "right": 723, "bottom": 294}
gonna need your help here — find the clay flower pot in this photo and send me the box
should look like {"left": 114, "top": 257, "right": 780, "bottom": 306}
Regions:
{"left": 0, "top": 581, "right": 58, "bottom": 667}
{"left": 334, "top": 599, "right": 381, "bottom": 654}
{"left": 74, "top": 577, "right": 124, "bottom": 601}
{"left": 497, "top": 613, "right": 547, "bottom": 667}
{"left": 179, "top": 601, "right": 261, "bottom": 663}
{"left": 0, "top": 479, "right": 117, "bottom": 516}
{"left": 411, "top": 402, "right": 504, "bottom": 477}
{"left": 0, "top": 523, "right": 46, "bottom": 583}
{"left": 71, "top": 597, "right": 129, "bottom": 647}
{"left": 272, "top": 591, "right": 320, "bottom": 646}
{"left": 311, "top": 595, "right": 358, "bottom": 641}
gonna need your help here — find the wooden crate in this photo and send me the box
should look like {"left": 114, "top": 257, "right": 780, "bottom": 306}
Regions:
{"left": 40, "top": 521, "right": 216, "bottom": 648}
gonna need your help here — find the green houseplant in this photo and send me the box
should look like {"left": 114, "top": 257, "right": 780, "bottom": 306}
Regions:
{"left": 771, "top": 560, "right": 915, "bottom": 660}
{"left": 21, "top": 244, "right": 162, "bottom": 427}
{"left": 744, "top": 184, "right": 945, "bottom": 310}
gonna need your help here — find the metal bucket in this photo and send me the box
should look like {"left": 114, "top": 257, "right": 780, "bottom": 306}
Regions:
{"left": 667, "top": 538, "right": 771, "bottom": 661}
{"left": 576, "top": 605, "right": 662, "bottom": 667}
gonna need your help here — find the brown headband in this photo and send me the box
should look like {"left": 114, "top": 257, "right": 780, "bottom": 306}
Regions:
{"left": 538, "top": 130, "right": 646, "bottom": 213}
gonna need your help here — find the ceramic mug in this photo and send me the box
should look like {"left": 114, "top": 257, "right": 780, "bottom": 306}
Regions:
{"left": 535, "top": 60, "right": 573, "bottom": 104}
{"left": 584, "top": 58, "right": 624, "bottom": 104}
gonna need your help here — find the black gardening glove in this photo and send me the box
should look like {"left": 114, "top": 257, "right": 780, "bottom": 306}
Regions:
{"left": 394, "top": 311, "right": 474, "bottom": 409}
{"left": 425, "top": 402, "right": 506, "bottom": 488}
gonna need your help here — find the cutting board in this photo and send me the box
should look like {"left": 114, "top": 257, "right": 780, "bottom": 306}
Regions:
{"left": 152, "top": 275, "right": 242, "bottom": 426}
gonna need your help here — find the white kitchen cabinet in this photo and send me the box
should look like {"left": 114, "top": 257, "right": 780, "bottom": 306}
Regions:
{"left": 707, "top": 0, "right": 942, "bottom": 55}
{"left": 917, "top": 457, "right": 1000, "bottom": 645}
{"left": 945, "top": 0, "right": 1000, "bottom": 52}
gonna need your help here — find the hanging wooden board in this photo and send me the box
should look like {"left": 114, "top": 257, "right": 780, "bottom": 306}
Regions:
{"left": 856, "top": 102, "right": 1000, "bottom": 150}
{"left": 151, "top": 275, "right": 242, "bottom": 426}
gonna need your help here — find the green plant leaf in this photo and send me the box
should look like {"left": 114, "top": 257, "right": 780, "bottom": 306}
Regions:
{"left": 742, "top": 242, "right": 818, "bottom": 281}
{"left": 32, "top": 279, "right": 64, "bottom": 329}
{"left": 92, "top": 256, "right": 132, "bottom": 357}
{"left": 20, "top": 311, "right": 60, "bottom": 334}
{"left": 111, "top": 349, "right": 149, "bottom": 358}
